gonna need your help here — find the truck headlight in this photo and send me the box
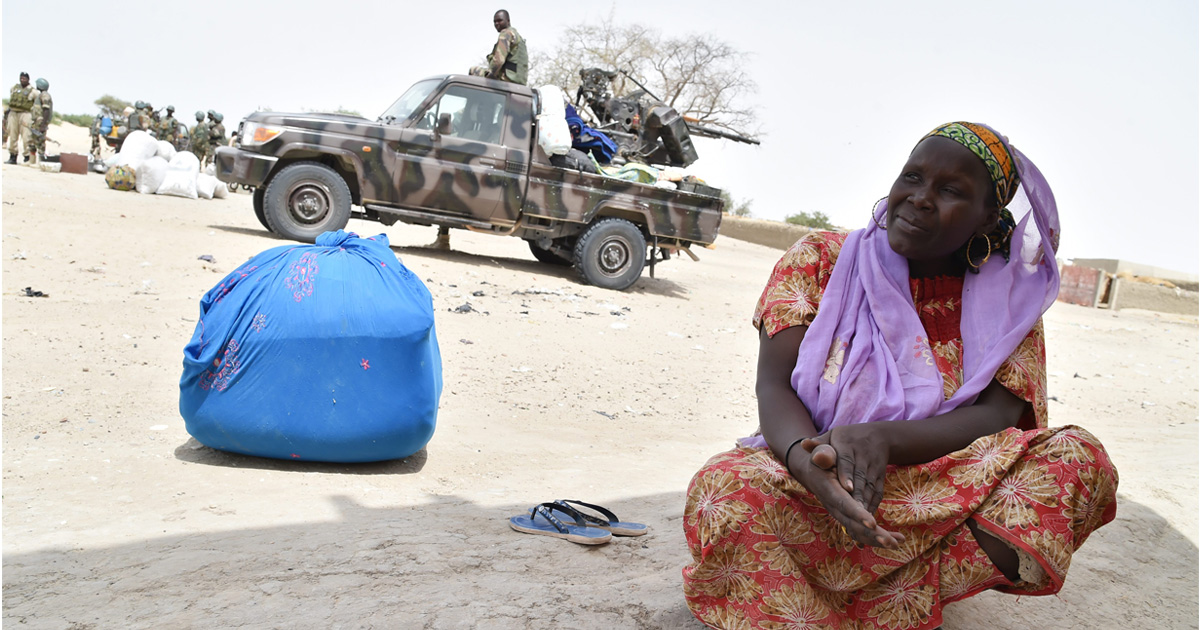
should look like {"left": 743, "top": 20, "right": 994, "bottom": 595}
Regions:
{"left": 240, "top": 122, "right": 284, "bottom": 147}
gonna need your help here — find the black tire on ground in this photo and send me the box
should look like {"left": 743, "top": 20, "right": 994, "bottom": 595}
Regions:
{"left": 527, "top": 239, "right": 574, "bottom": 266}
{"left": 262, "top": 162, "right": 352, "bottom": 243}
{"left": 252, "top": 187, "right": 270, "bottom": 231}
{"left": 573, "top": 217, "right": 647, "bottom": 291}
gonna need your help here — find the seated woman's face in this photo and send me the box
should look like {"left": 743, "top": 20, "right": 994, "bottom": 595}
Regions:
{"left": 885, "top": 136, "right": 998, "bottom": 273}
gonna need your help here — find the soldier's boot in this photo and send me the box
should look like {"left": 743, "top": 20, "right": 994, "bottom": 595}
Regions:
{"left": 6, "top": 153, "right": 16, "bottom": 165}
{"left": 23, "top": 153, "right": 31, "bottom": 163}
{"left": 428, "top": 226, "right": 451, "bottom": 250}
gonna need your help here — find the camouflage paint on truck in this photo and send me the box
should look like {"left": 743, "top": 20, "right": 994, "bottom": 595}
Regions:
{"left": 215, "top": 74, "right": 723, "bottom": 289}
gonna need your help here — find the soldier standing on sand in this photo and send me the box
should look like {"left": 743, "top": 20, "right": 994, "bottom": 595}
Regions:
{"left": 158, "top": 106, "right": 179, "bottom": 149}
{"left": 207, "top": 112, "right": 226, "bottom": 166}
{"left": 468, "top": 10, "right": 528, "bottom": 86}
{"left": 90, "top": 114, "right": 103, "bottom": 160}
{"left": 30, "top": 78, "right": 53, "bottom": 163}
{"left": 7, "top": 72, "right": 37, "bottom": 164}
{"left": 146, "top": 104, "right": 160, "bottom": 140}
{"left": 190, "top": 110, "right": 210, "bottom": 165}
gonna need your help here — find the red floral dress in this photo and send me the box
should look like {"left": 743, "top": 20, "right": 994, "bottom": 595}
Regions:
{"left": 682, "top": 231, "right": 1118, "bottom": 630}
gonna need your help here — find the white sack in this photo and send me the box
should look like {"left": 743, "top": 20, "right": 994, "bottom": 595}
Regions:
{"left": 156, "top": 151, "right": 201, "bottom": 199}
{"left": 196, "top": 174, "right": 217, "bottom": 199}
{"left": 212, "top": 180, "right": 228, "bottom": 199}
{"left": 136, "top": 156, "right": 169, "bottom": 194}
{"left": 205, "top": 163, "right": 215, "bottom": 176}
{"left": 169, "top": 150, "right": 201, "bottom": 173}
{"left": 155, "top": 140, "right": 177, "bottom": 162}
{"left": 535, "top": 85, "right": 571, "bottom": 156}
{"left": 119, "top": 130, "right": 159, "bottom": 161}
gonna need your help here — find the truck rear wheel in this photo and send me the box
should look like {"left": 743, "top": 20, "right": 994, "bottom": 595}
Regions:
{"left": 263, "top": 162, "right": 351, "bottom": 243}
{"left": 573, "top": 218, "right": 646, "bottom": 291}
{"left": 252, "top": 188, "right": 270, "bottom": 232}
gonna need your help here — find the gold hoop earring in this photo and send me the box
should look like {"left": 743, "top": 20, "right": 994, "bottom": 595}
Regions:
{"left": 966, "top": 234, "right": 992, "bottom": 270}
{"left": 871, "top": 199, "right": 888, "bottom": 231}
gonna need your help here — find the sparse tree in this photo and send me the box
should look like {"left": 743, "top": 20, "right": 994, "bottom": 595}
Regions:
{"left": 785, "top": 211, "right": 834, "bottom": 230}
{"left": 94, "top": 95, "right": 131, "bottom": 118}
{"left": 720, "top": 190, "right": 753, "bottom": 217}
{"left": 530, "top": 11, "right": 758, "bottom": 135}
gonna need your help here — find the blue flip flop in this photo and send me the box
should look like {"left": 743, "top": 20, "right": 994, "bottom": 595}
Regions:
{"left": 508, "top": 502, "right": 613, "bottom": 545}
{"left": 553, "top": 499, "right": 649, "bottom": 537}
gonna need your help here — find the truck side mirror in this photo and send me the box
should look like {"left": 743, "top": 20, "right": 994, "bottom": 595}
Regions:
{"left": 437, "top": 113, "right": 453, "bottom": 136}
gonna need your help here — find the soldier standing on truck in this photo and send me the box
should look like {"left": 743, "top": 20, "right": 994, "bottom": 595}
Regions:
{"left": 190, "top": 111, "right": 210, "bottom": 165}
{"left": 468, "top": 10, "right": 528, "bottom": 86}
{"left": 30, "top": 78, "right": 52, "bottom": 163}
{"left": 6, "top": 72, "right": 36, "bottom": 164}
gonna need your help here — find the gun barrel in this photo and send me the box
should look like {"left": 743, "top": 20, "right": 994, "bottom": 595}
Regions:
{"left": 684, "top": 122, "right": 761, "bottom": 145}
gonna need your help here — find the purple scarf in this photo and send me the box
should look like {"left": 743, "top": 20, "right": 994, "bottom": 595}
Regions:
{"left": 742, "top": 138, "right": 1059, "bottom": 446}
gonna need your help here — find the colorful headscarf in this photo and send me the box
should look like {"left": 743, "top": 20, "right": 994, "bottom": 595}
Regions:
{"left": 923, "top": 122, "right": 1020, "bottom": 211}
{"left": 741, "top": 123, "right": 1060, "bottom": 441}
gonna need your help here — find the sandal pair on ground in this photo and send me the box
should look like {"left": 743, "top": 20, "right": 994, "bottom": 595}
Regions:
{"left": 508, "top": 499, "right": 648, "bottom": 545}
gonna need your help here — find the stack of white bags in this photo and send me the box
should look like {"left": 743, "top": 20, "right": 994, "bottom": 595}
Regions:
{"left": 105, "top": 130, "right": 226, "bottom": 200}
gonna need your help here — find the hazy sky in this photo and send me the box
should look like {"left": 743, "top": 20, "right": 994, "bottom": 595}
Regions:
{"left": 4, "top": 0, "right": 1197, "bottom": 274}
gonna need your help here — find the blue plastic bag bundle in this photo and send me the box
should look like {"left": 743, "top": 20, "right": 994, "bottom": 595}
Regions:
{"left": 179, "top": 231, "right": 441, "bottom": 463}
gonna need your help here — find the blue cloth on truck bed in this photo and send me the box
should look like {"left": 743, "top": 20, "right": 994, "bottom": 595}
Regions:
{"left": 565, "top": 105, "right": 618, "bottom": 163}
{"left": 179, "top": 230, "right": 442, "bottom": 463}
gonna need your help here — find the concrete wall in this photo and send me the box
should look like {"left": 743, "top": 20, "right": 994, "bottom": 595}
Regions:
{"left": 720, "top": 215, "right": 816, "bottom": 251}
{"left": 1110, "top": 279, "right": 1199, "bottom": 316}
{"left": 1070, "top": 258, "right": 1198, "bottom": 290}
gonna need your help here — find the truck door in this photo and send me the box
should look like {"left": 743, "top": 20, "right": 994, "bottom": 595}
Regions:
{"left": 395, "top": 85, "right": 515, "bottom": 221}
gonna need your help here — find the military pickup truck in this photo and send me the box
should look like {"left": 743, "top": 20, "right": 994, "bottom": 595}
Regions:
{"left": 213, "top": 74, "right": 723, "bottom": 291}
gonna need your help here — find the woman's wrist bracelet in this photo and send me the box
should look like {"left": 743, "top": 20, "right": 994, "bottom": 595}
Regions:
{"left": 783, "top": 437, "right": 807, "bottom": 476}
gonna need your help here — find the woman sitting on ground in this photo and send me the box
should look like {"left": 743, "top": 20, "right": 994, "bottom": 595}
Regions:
{"left": 682, "top": 122, "right": 1118, "bottom": 629}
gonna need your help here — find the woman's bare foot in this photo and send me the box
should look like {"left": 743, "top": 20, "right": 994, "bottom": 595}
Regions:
{"left": 966, "top": 518, "right": 1021, "bottom": 582}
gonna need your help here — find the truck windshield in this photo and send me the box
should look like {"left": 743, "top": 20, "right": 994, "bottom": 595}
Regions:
{"left": 378, "top": 79, "right": 441, "bottom": 124}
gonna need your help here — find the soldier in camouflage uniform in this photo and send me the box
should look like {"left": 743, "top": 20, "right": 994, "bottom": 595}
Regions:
{"left": 157, "top": 105, "right": 180, "bottom": 148}
{"left": 468, "top": 10, "right": 528, "bottom": 85}
{"left": 207, "top": 112, "right": 226, "bottom": 166}
{"left": 127, "top": 101, "right": 147, "bottom": 135}
{"left": 6, "top": 72, "right": 36, "bottom": 164}
{"left": 30, "top": 78, "right": 53, "bottom": 163}
{"left": 90, "top": 114, "right": 103, "bottom": 160}
{"left": 190, "top": 110, "right": 210, "bottom": 164}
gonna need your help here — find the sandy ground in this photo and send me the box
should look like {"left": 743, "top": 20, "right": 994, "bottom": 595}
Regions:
{"left": 2, "top": 125, "right": 1197, "bottom": 629}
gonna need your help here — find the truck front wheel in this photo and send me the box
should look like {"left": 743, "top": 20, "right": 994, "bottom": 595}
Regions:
{"left": 263, "top": 162, "right": 351, "bottom": 243}
{"left": 573, "top": 218, "right": 647, "bottom": 291}
{"left": 252, "top": 188, "right": 270, "bottom": 232}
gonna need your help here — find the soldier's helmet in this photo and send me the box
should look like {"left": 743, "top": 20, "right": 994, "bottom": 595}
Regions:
{"left": 135, "top": 100, "right": 145, "bottom": 109}
{"left": 195, "top": 111, "right": 205, "bottom": 121}
{"left": 214, "top": 113, "right": 224, "bottom": 122}
{"left": 166, "top": 105, "right": 175, "bottom": 113}
{"left": 143, "top": 102, "right": 152, "bottom": 111}
{"left": 35, "top": 78, "right": 48, "bottom": 91}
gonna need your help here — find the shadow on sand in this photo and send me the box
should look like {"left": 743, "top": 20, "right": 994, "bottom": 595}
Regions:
{"left": 3, "top": 481, "right": 1192, "bottom": 629}
{"left": 173, "top": 438, "right": 428, "bottom": 475}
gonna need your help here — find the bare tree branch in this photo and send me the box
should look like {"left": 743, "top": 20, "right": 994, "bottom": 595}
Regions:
{"left": 528, "top": 13, "right": 758, "bottom": 138}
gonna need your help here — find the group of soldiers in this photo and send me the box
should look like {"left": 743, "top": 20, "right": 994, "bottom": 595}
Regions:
{"left": 5, "top": 72, "right": 54, "bottom": 164}
{"left": 89, "top": 103, "right": 227, "bottom": 166}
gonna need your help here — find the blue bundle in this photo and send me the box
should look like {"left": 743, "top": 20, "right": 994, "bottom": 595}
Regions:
{"left": 179, "top": 231, "right": 442, "bottom": 463}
